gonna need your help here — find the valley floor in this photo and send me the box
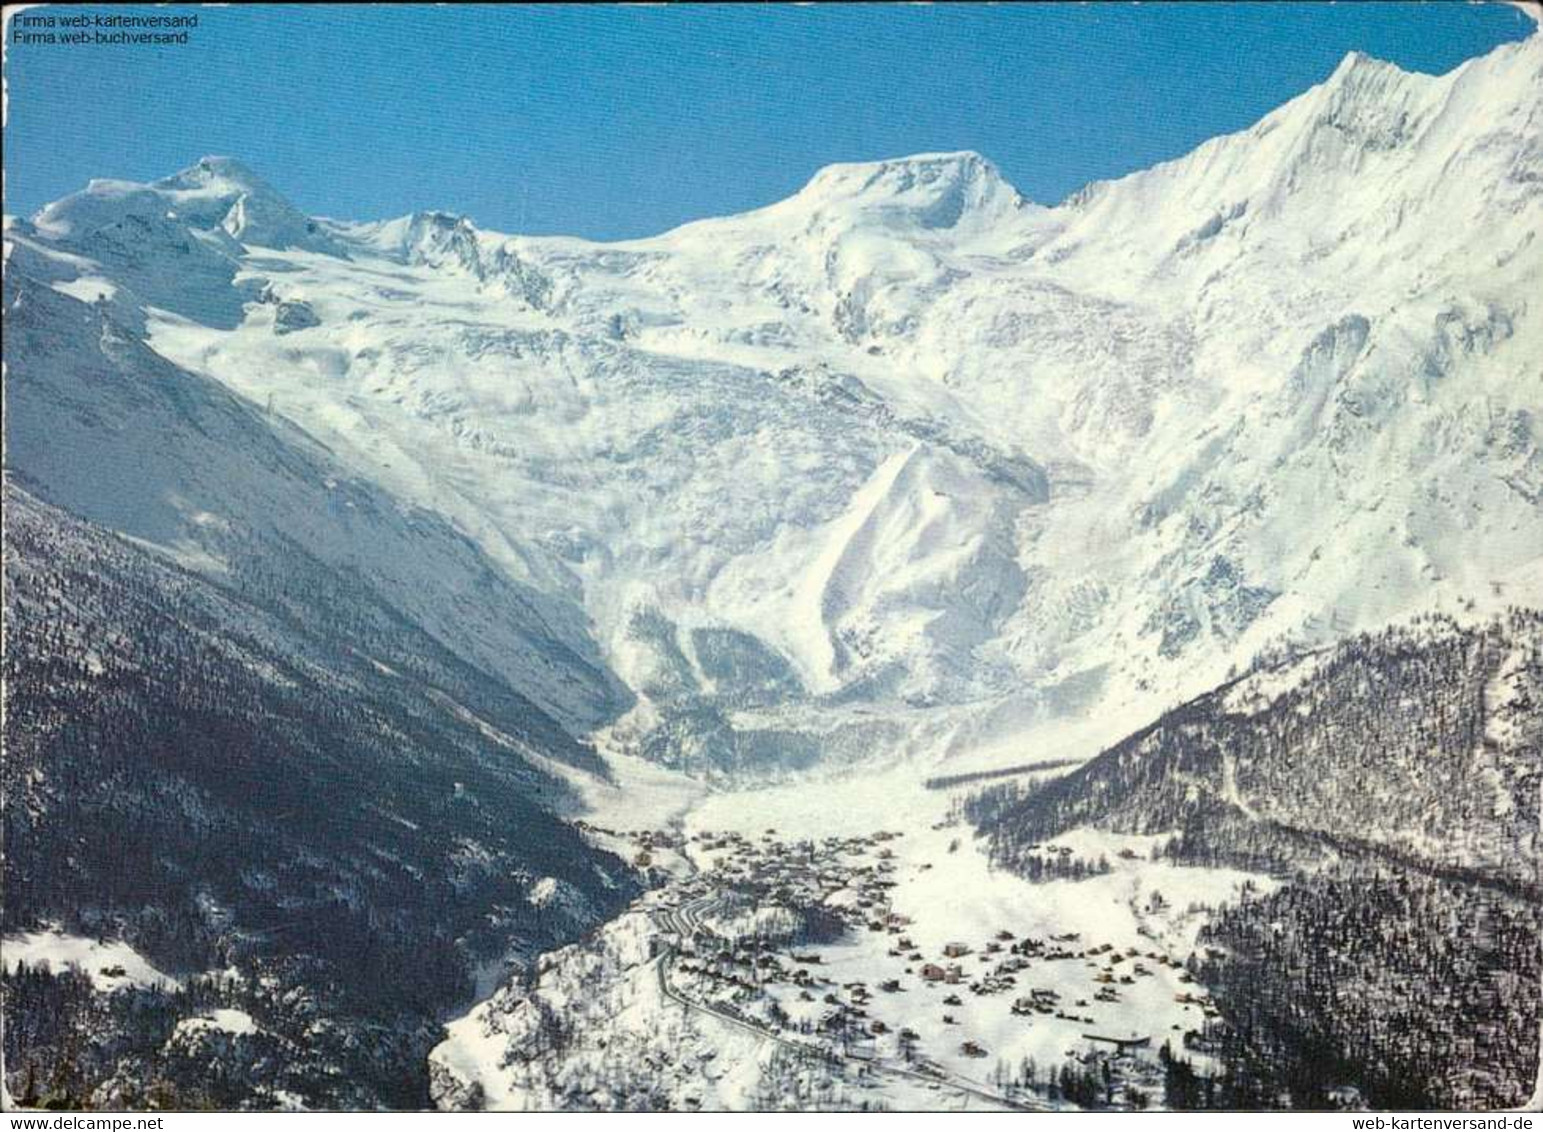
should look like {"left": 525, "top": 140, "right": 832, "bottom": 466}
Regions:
{"left": 430, "top": 762, "right": 1276, "bottom": 1111}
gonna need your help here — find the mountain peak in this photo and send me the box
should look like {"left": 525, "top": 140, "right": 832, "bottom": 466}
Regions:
{"left": 193, "top": 155, "right": 265, "bottom": 182}
{"left": 788, "top": 150, "right": 1029, "bottom": 230}
{"left": 149, "top": 157, "right": 341, "bottom": 255}
{"left": 156, "top": 155, "right": 281, "bottom": 199}
{"left": 1328, "top": 49, "right": 1396, "bottom": 80}
{"left": 399, "top": 210, "right": 485, "bottom": 274}
{"left": 1318, "top": 49, "right": 1412, "bottom": 103}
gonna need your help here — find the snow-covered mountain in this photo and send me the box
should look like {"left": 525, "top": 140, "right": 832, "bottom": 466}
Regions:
{"left": 6, "top": 44, "right": 1541, "bottom": 792}
{"left": 17, "top": 37, "right": 1533, "bottom": 779}
{"left": 4, "top": 31, "right": 1541, "bottom": 1113}
{"left": 13, "top": 44, "right": 1540, "bottom": 781}
{"left": 4, "top": 220, "right": 626, "bottom": 739}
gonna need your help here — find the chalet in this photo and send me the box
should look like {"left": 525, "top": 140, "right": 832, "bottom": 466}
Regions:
{"left": 961, "top": 1041, "right": 988, "bottom": 1058}
{"left": 945, "top": 964, "right": 964, "bottom": 984}
{"left": 920, "top": 963, "right": 947, "bottom": 982}
{"left": 943, "top": 941, "right": 971, "bottom": 958}
{"left": 1013, "top": 988, "right": 1061, "bottom": 1015}
{"left": 1083, "top": 1033, "right": 1152, "bottom": 1057}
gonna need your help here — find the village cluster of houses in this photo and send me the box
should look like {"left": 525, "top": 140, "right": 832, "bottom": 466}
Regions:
{"left": 584, "top": 823, "right": 1218, "bottom": 1081}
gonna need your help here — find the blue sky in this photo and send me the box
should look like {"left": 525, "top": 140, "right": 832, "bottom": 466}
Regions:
{"left": 4, "top": 3, "right": 1533, "bottom": 240}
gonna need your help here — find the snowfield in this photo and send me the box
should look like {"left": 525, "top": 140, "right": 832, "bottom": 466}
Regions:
{"left": 1, "top": 929, "right": 184, "bottom": 992}
{"left": 174, "top": 1009, "right": 259, "bottom": 1039}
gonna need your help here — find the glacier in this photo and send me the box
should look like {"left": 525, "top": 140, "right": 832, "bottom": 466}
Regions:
{"left": 16, "top": 38, "right": 1534, "bottom": 780}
